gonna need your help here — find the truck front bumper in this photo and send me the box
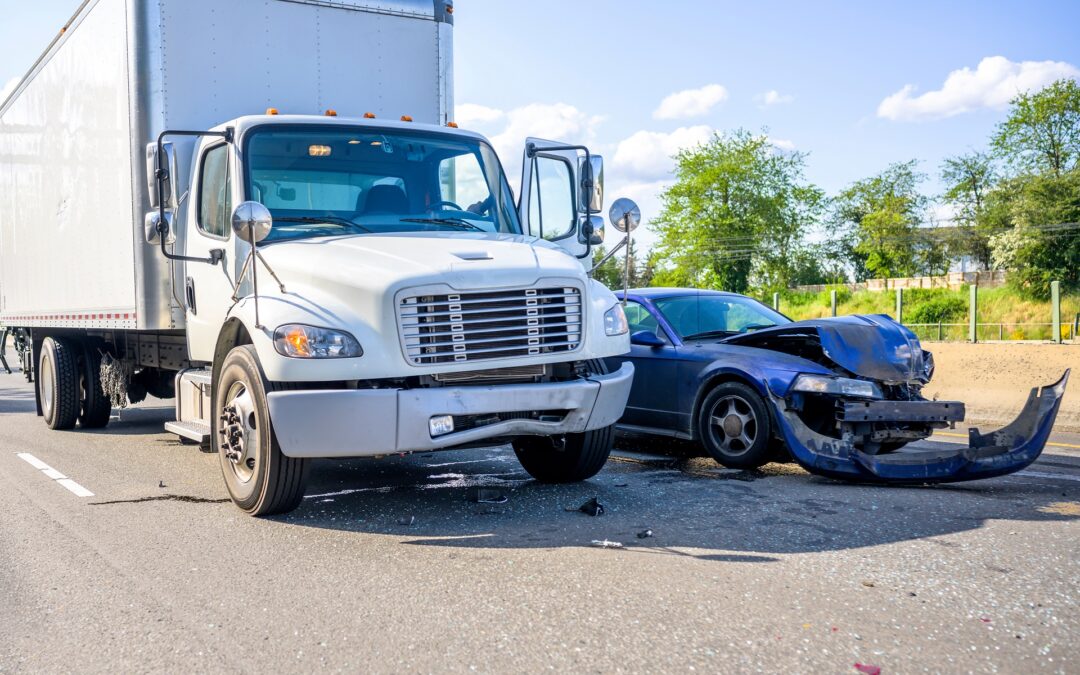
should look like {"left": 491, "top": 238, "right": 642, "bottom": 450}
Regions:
{"left": 265, "top": 363, "right": 634, "bottom": 458}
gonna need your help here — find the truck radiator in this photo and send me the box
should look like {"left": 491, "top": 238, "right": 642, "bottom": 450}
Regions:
{"left": 398, "top": 286, "right": 583, "bottom": 365}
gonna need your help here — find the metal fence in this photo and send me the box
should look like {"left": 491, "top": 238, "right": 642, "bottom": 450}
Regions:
{"left": 905, "top": 322, "right": 1077, "bottom": 343}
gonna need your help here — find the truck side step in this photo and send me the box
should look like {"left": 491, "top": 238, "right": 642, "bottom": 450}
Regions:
{"left": 165, "top": 420, "right": 211, "bottom": 445}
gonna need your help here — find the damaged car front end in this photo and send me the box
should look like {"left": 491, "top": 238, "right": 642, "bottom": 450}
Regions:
{"left": 728, "top": 315, "right": 1071, "bottom": 483}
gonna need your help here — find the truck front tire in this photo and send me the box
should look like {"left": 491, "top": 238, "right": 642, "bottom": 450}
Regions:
{"left": 38, "top": 337, "right": 80, "bottom": 430}
{"left": 512, "top": 360, "right": 615, "bottom": 483}
{"left": 214, "top": 346, "right": 309, "bottom": 516}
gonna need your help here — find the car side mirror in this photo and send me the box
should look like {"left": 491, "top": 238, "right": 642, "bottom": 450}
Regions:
{"left": 630, "top": 330, "right": 665, "bottom": 348}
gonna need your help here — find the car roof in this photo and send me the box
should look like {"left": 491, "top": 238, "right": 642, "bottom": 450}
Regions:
{"left": 617, "top": 287, "right": 746, "bottom": 301}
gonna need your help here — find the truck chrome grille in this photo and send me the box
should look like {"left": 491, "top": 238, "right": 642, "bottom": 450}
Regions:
{"left": 398, "top": 287, "right": 583, "bottom": 365}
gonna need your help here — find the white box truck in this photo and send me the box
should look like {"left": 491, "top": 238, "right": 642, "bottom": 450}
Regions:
{"left": 0, "top": 0, "right": 636, "bottom": 515}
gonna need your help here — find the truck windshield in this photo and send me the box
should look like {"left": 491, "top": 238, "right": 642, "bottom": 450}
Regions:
{"left": 244, "top": 126, "right": 521, "bottom": 243}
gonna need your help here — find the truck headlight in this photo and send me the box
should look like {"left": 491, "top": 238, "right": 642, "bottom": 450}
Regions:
{"left": 604, "top": 304, "right": 629, "bottom": 336}
{"left": 791, "top": 374, "right": 883, "bottom": 399}
{"left": 274, "top": 324, "right": 363, "bottom": 359}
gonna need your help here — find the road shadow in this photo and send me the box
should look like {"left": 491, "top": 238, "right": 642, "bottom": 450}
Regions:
{"left": 0, "top": 382, "right": 36, "bottom": 414}
{"left": 273, "top": 442, "right": 1080, "bottom": 560}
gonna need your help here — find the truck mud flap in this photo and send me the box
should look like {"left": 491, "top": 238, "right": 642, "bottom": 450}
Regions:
{"left": 774, "top": 369, "right": 1070, "bottom": 485}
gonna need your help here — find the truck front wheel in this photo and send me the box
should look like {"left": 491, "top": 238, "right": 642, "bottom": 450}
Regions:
{"left": 511, "top": 360, "right": 615, "bottom": 483}
{"left": 214, "top": 346, "right": 310, "bottom": 516}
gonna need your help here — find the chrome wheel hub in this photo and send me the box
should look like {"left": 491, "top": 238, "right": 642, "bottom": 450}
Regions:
{"left": 220, "top": 382, "right": 258, "bottom": 483}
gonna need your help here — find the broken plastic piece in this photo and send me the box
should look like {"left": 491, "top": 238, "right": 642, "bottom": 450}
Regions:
{"left": 591, "top": 539, "right": 623, "bottom": 549}
{"left": 576, "top": 497, "right": 605, "bottom": 516}
{"left": 397, "top": 515, "right": 416, "bottom": 526}
{"left": 853, "top": 664, "right": 881, "bottom": 675}
{"left": 468, "top": 487, "right": 508, "bottom": 504}
{"left": 637, "top": 529, "right": 653, "bottom": 539}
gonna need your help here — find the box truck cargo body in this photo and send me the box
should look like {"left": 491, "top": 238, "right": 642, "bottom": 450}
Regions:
{"left": 0, "top": 0, "right": 636, "bottom": 515}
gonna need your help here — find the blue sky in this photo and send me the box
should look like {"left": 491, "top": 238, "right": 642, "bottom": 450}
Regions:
{"left": 4, "top": 1, "right": 1079, "bottom": 249}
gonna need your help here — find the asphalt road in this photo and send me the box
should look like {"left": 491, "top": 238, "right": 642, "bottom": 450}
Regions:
{"left": 1, "top": 373, "right": 1078, "bottom": 673}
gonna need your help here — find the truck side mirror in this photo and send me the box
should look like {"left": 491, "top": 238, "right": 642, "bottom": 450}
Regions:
{"left": 231, "top": 202, "right": 273, "bottom": 243}
{"left": 146, "top": 142, "right": 179, "bottom": 211}
{"left": 144, "top": 211, "right": 175, "bottom": 245}
{"left": 578, "top": 155, "right": 604, "bottom": 214}
{"left": 579, "top": 215, "right": 604, "bottom": 246}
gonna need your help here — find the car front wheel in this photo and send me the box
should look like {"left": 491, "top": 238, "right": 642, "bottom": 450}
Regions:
{"left": 698, "top": 382, "right": 773, "bottom": 470}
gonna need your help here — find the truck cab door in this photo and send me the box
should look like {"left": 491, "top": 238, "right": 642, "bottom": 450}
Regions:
{"left": 182, "top": 140, "right": 239, "bottom": 363}
{"left": 518, "top": 138, "right": 603, "bottom": 259}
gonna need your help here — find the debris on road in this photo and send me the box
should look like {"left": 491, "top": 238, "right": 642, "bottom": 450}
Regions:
{"left": 854, "top": 664, "right": 881, "bottom": 675}
{"left": 397, "top": 515, "right": 416, "bottom": 526}
{"left": 158, "top": 480, "right": 166, "bottom": 489}
{"left": 637, "top": 529, "right": 653, "bottom": 539}
{"left": 861, "top": 580, "right": 876, "bottom": 588}
{"left": 568, "top": 497, "right": 605, "bottom": 516}
{"left": 591, "top": 539, "right": 623, "bottom": 549}
{"left": 468, "top": 487, "right": 508, "bottom": 504}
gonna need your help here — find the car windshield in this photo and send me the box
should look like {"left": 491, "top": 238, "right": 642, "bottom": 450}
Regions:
{"left": 244, "top": 126, "right": 521, "bottom": 243}
{"left": 653, "top": 294, "right": 791, "bottom": 340}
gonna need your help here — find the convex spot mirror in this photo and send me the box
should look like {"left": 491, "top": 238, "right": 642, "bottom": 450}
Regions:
{"left": 232, "top": 202, "right": 273, "bottom": 243}
{"left": 610, "top": 198, "right": 641, "bottom": 233}
{"left": 579, "top": 215, "right": 605, "bottom": 246}
{"left": 578, "top": 155, "right": 604, "bottom": 214}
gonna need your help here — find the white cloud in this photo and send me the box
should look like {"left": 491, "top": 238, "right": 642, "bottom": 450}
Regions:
{"left": 877, "top": 56, "right": 1080, "bottom": 121}
{"left": 768, "top": 137, "right": 796, "bottom": 151}
{"left": 1, "top": 77, "right": 20, "bottom": 104}
{"left": 757, "top": 90, "right": 794, "bottom": 106}
{"left": 653, "top": 84, "right": 728, "bottom": 120}
{"left": 613, "top": 125, "right": 714, "bottom": 180}
{"left": 454, "top": 103, "right": 504, "bottom": 128}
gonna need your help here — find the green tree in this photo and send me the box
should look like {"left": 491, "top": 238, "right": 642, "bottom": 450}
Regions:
{"left": 651, "top": 129, "right": 824, "bottom": 294}
{"left": 940, "top": 151, "right": 997, "bottom": 268}
{"left": 831, "top": 160, "right": 929, "bottom": 280}
{"left": 992, "top": 78, "right": 1080, "bottom": 178}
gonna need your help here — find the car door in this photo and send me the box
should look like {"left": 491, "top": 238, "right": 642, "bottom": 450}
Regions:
{"left": 183, "top": 140, "right": 241, "bottom": 362}
{"left": 617, "top": 300, "right": 685, "bottom": 432}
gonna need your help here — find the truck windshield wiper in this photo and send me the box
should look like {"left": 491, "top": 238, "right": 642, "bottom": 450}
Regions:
{"left": 274, "top": 216, "right": 372, "bottom": 233}
{"left": 683, "top": 329, "right": 738, "bottom": 340}
{"left": 400, "top": 217, "right": 485, "bottom": 231}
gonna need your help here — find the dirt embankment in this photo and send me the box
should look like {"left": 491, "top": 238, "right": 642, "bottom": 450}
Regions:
{"left": 922, "top": 343, "right": 1079, "bottom": 432}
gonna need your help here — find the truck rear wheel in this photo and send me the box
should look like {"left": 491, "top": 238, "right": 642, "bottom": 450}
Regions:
{"left": 78, "top": 345, "right": 112, "bottom": 429}
{"left": 214, "top": 346, "right": 310, "bottom": 516}
{"left": 38, "top": 337, "right": 80, "bottom": 430}
{"left": 512, "top": 360, "right": 614, "bottom": 483}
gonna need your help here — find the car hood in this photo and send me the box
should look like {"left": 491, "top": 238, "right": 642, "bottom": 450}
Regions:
{"left": 722, "top": 314, "right": 928, "bottom": 383}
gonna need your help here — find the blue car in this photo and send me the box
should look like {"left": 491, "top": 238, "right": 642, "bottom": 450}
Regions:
{"left": 605, "top": 288, "right": 1070, "bottom": 484}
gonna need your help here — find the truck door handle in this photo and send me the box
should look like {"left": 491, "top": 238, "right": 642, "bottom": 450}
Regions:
{"left": 185, "top": 277, "right": 197, "bottom": 315}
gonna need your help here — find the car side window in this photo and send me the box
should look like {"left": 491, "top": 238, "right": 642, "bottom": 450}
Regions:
{"left": 198, "top": 144, "right": 232, "bottom": 238}
{"left": 624, "top": 301, "right": 668, "bottom": 342}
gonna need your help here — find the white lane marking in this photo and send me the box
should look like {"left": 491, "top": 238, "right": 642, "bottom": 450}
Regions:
{"left": 17, "top": 453, "right": 51, "bottom": 471}
{"left": 57, "top": 478, "right": 95, "bottom": 497}
{"left": 1012, "top": 470, "right": 1080, "bottom": 483}
{"left": 16, "top": 453, "right": 95, "bottom": 497}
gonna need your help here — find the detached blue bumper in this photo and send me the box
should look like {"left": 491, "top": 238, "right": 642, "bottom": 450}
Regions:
{"left": 771, "top": 370, "right": 1070, "bottom": 484}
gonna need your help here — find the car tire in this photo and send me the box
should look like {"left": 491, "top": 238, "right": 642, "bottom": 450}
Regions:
{"left": 38, "top": 336, "right": 80, "bottom": 431}
{"left": 215, "top": 345, "right": 310, "bottom": 516}
{"left": 512, "top": 360, "right": 614, "bottom": 483}
{"left": 78, "top": 344, "right": 112, "bottom": 429}
{"left": 698, "top": 382, "right": 773, "bottom": 470}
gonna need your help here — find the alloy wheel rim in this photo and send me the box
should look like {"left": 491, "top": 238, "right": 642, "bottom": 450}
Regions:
{"left": 709, "top": 395, "right": 757, "bottom": 457}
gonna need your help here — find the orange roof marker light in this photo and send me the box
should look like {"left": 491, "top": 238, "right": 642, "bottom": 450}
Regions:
{"left": 325, "top": 109, "right": 338, "bottom": 117}
{"left": 400, "top": 115, "right": 413, "bottom": 122}
{"left": 446, "top": 121, "right": 459, "bottom": 128}
{"left": 266, "top": 108, "right": 279, "bottom": 115}
{"left": 363, "top": 112, "right": 376, "bottom": 119}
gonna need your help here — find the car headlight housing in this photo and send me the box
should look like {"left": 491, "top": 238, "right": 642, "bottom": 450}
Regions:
{"left": 274, "top": 324, "right": 363, "bottom": 359}
{"left": 604, "top": 303, "right": 629, "bottom": 336}
{"left": 791, "top": 374, "right": 883, "bottom": 399}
